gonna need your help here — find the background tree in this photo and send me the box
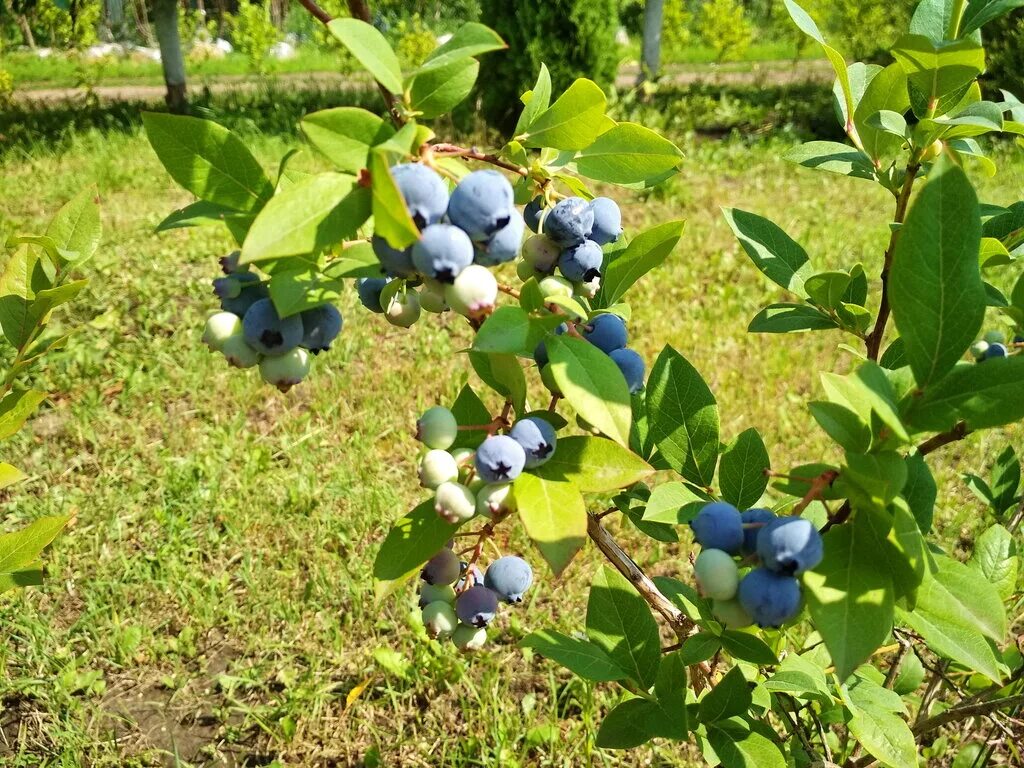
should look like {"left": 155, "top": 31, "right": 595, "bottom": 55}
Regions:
{"left": 151, "top": 0, "right": 187, "bottom": 112}
{"left": 640, "top": 0, "right": 664, "bottom": 82}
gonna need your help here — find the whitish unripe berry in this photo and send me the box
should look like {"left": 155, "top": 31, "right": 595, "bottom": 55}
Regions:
{"left": 419, "top": 449, "right": 460, "bottom": 489}
{"left": 203, "top": 311, "right": 243, "bottom": 351}
{"left": 445, "top": 264, "right": 498, "bottom": 319}
{"left": 476, "top": 483, "right": 516, "bottom": 518}
{"left": 694, "top": 548, "right": 740, "bottom": 601}
{"left": 434, "top": 481, "right": 477, "bottom": 523}
{"left": 385, "top": 290, "right": 421, "bottom": 328}
{"left": 712, "top": 598, "right": 754, "bottom": 629}
{"left": 421, "top": 601, "right": 458, "bottom": 639}
{"left": 452, "top": 623, "right": 487, "bottom": 651}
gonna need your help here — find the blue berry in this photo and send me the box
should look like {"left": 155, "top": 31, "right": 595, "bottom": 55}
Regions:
{"left": 447, "top": 170, "right": 515, "bottom": 241}
{"left": 610, "top": 348, "right": 645, "bottom": 393}
{"left": 533, "top": 324, "right": 567, "bottom": 368}
{"left": 455, "top": 584, "right": 499, "bottom": 627}
{"left": 456, "top": 562, "right": 483, "bottom": 591}
{"left": 356, "top": 277, "right": 388, "bottom": 313}
{"left": 477, "top": 209, "right": 525, "bottom": 266}
{"left": 509, "top": 417, "right": 557, "bottom": 468}
{"left": 582, "top": 314, "right": 628, "bottom": 353}
{"left": 475, "top": 435, "right": 527, "bottom": 483}
{"left": 690, "top": 501, "right": 744, "bottom": 554}
{"left": 737, "top": 568, "right": 802, "bottom": 628}
{"left": 986, "top": 343, "right": 1009, "bottom": 359}
{"left": 524, "top": 197, "right": 545, "bottom": 233}
{"left": 219, "top": 250, "right": 243, "bottom": 274}
{"left": 242, "top": 298, "right": 303, "bottom": 356}
{"left": 544, "top": 197, "right": 594, "bottom": 246}
{"left": 391, "top": 162, "right": 449, "bottom": 229}
{"left": 558, "top": 240, "right": 603, "bottom": 282}
{"left": 371, "top": 234, "right": 416, "bottom": 278}
{"left": 756, "top": 516, "right": 823, "bottom": 576}
{"left": 588, "top": 197, "right": 622, "bottom": 245}
{"left": 484, "top": 555, "right": 533, "bottom": 604}
{"left": 421, "top": 548, "right": 461, "bottom": 585}
{"left": 412, "top": 224, "right": 474, "bottom": 283}
{"left": 300, "top": 304, "right": 343, "bottom": 352}
{"left": 740, "top": 508, "right": 777, "bottom": 556}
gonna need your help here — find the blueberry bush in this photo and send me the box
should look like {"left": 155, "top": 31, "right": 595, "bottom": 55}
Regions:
{"left": 145, "top": 0, "right": 1024, "bottom": 764}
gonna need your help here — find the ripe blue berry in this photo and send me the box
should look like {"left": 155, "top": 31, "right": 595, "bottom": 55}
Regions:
{"left": 452, "top": 623, "right": 487, "bottom": 651}
{"left": 455, "top": 584, "right": 499, "bottom": 627}
{"left": 740, "top": 508, "right": 777, "bottom": 556}
{"left": 445, "top": 264, "right": 497, "bottom": 319}
{"left": 582, "top": 314, "right": 627, "bottom": 353}
{"left": 588, "top": 197, "right": 623, "bottom": 245}
{"left": 259, "top": 348, "right": 310, "bottom": 391}
{"left": 544, "top": 197, "right": 594, "bottom": 246}
{"left": 737, "top": 568, "right": 802, "bottom": 628}
{"left": 412, "top": 224, "right": 475, "bottom": 282}
{"left": 986, "top": 342, "right": 1009, "bottom": 359}
{"left": 300, "top": 304, "right": 342, "bottom": 352}
{"left": 356, "top": 277, "right": 388, "bottom": 313}
{"left": 421, "top": 548, "right": 461, "bottom": 585}
{"left": 509, "top": 417, "right": 557, "bottom": 468}
{"left": 371, "top": 235, "right": 416, "bottom": 278}
{"left": 243, "top": 298, "right": 303, "bottom": 356}
{"left": 610, "top": 348, "right": 645, "bottom": 393}
{"left": 203, "top": 311, "right": 243, "bottom": 351}
{"left": 456, "top": 562, "right": 483, "bottom": 591}
{"left": 477, "top": 209, "right": 525, "bottom": 266}
{"left": 690, "top": 501, "right": 744, "bottom": 554}
{"left": 484, "top": 555, "right": 533, "bottom": 604}
{"left": 475, "top": 435, "right": 527, "bottom": 483}
{"left": 524, "top": 196, "right": 545, "bottom": 233}
{"left": 417, "top": 406, "right": 458, "bottom": 450}
{"left": 756, "top": 517, "right": 823, "bottom": 576}
{"left": 421, "top": 601, "right": 458, "bottom": 639}
{"left": 219, "top": 250, "right": 243, "bottom": 274}
{"left": 447, "top": 170, "right": 515, "bottom": 241}
{"left": 558, "top": 240, "right": 603, "bottom": 282}
{"left": 694, "top": 548, "right": 739, "bottom": 601}
{"left": 391, "top": 162, "right": 449, "bottom": 229}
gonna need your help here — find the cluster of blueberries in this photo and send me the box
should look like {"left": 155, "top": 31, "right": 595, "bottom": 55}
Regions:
{"left": 202, "top": 252, "right": 343, "bottom": 391}
{"left": 970, "top": 329, "right": 1021, "bottom": 362}
{"left": 418, "top": 547, "right": 534, "bottom": 651}
{"left": 534, "top": 313, "right": 645, "bottom": 396}
{"left": 689, "top": 501, "right": 823, "bottom": 629}
{"left": 415, "top": 405, "right": 557, "bottom": 524}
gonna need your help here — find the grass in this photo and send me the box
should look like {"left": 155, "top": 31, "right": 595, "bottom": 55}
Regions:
{"left": 0, "top": 114, "right": 1022, "bottom": 766}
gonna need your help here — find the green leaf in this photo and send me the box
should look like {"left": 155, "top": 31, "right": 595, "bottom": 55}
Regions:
{"left": 891, "top": 35, "right": 986, "bottom": 119}
{"left": 575, "top": 123, "right": 683, "bottom": 187}
{"left": 46, "top": 190, "right": 101, "bottom": 265}
{"left": 469, "top": 352, "right": 526, "bottom": 414}
{"left": 718, "top": 428, "right": 770, "bottom": 509}
{"left": 989, "top": 445, "right": 1020, "bottom": 514}
{"left": 513, "top": 473, "right": 586, "bottom": 576}
{"left": 969, "top": 524, "right": 1018, "bottom": 600}
{"left": 783, "top": 141, "right": 874, "bottom": 179}
{"left": 240, "top": 173, "right": 370, "bottom": 264}
{"left": 645, "top": 346, "right": 719, "bottom": 486}
{"left": 142, "top": 113, "right": 273, "bottom": 212}
{"left": 369, "top": 150, "right": 420, "bottom": 250}
{"left": 548, "top": 336, "right": 631, "bottom": 447}
{"left": 641, "top": 481, "right": 705, "bottom": 525}
{"left": 809, "top": 402, "right": 871, "bottom": 452}
{"left": 748, "top": 303, "right": 838, "bottom": 333}
{"left": 907, "top": 357, "right": 1024, "bottom": 432}
{"left": 722, "top": 209, "right": 812, "bottom": 296}
{"left": 520, "top": 629, "right": 627, "bottom": 682}
{"left": 804, "top": 523, "right": 895, "bottom": 681}
{"left": 532, "top": 436, "right": 653, "bottom": 493}
{"left": 586, "top": 565, "right": 661, "bottom": 689}
{"left": 0, "top": 463, "right": 26, "bottom": 490}
{"left": 595, "top": 698, "right": 655, "bottom": 749}
{"left": 472, "top": 306, "right": 548, "bottom": 357}
{"left": 654, "top": 576, "right": 715, "bottom": 626}
{"left": 700, "top": 667, "right": 752, "bottom": 723}
{"left": 597, "top": 221, "right": 685, "bottom": 308}
{"left": 323, "top": 241, "right": 382, "bottom": 280}
{"left": 513, "top": 64, "right": 552, "bottom": 137}
{"left": 300, "top": 107, "right": 395, "bottom": 173}
{"left": 156, "top": 200, "right": 252, "bottom": 234}
{"left": 0, "top": 514, "right": 72, "bottom": 593}
{"left": 855, "top": 63, "right": 912, "bottom": 164}
{"left": 841, "top": 451, "right": 908, "bottom": 509}
{"left": 0, "top": 246, "right": 54, "bottom": 348}
{"left": 0, "top": 389, "right": 47, "bottom": 440}
{"left": 960, "top": 0, "right": 1024, "bottom": 35}
{"left": 783, "top": 0, "right": 855, "bottom": 130}
{"left": 520, "top": 79, "right": 615, "bottom": 151}
{"left": 372, "top": 501, "right": 460, "bottom": 600}
{"left": 327, "top": 18, "right": 403, "bottom": 94}
{"left": 680, "top": 632, "right": 722, "bottom": 664}
{"left": 762, "top": 653, "right": 832, "bottom": 702}
{"left": 707, "top": 720, "right": 787, "bottom": 768}
{"left": 903, "top": 453, "right": 937, "bottom": 532}
{"left": 720, "top": 631, "right": 778, "bottom": 665}
{"left": 267, "top": 269, "right": 343, "bottom": 319}
{"left": 410, "top": 58, "right": 479, "bottom": 119}
{"left": 449, "top": 384, "right": 492, "bottom": 451}
{"left": 415, "top": 22, "right": 505, "bottom": 73}
{"left": 890, "top": 156, "right": 983, "bottom": 388}
{"left": 844, "top": 677, "right": 916, "bottom": 768}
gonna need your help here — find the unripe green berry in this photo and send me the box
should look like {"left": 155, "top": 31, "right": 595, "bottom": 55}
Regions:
{"left": 712, "top": 598, "right": 753, "bottom": 629}
{"left": 476, "top": 483, "right": 516, "bottom": 518}
{"left": 259, "top": 348, "right": 310, "bottom": 392}
{"left": 385, "top": 289, "right": 421, "bottom": 328}
{"left": 540, "top": 364, "right": 562, "bottom": 395}
{"left": 419, "top": 279, "right": 449, "bottom": 313}
{"left": 418, "top": 583, "right": 456, "bottom": 607}
{"left": 203, "top": 311, "right": 243, "bottom": 351}
{"left": 221, "top": 335, "right": 261, "bottom": 369}
{"left": 516, "top": 259, "right": 543, "bottom": 283}
{"left": 983, "top": 329, "right": 1006, "bottom": 345}
{"left": 417, "top": 406, "right": 458, "bottom": 450}
{"left": 521, "top": 235, "right": 560, "bottom": 273}
{"left": 434, "top": 481, "right": 476, "bottom": 523}
{"left": 538, "top": 275, "right": 573, "bottom": 300}
{"left": 421, "top": 601, "right": 458, "bottom": 639}
{"left": 452, "top": 623, "right": 487, "bottom": 651}
{"left": 694, "top": 548, "right": 740, "bottom": 601}
{"left": 419, "top": 449, "right": 459, "bottom": 489}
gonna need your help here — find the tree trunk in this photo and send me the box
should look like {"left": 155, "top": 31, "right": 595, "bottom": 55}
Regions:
{"left": 640, "top": 0, "right": 664, "bottom": 84}
{"left": 3, "top": 0, "right": 36, "bottom": 48}
{"left": 152, "top": 0, "right": 188, "bottom": 113}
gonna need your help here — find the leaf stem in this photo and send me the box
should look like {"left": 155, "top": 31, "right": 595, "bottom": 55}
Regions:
{"left": 429, "top": 143, "right": 529, "bottom": 177}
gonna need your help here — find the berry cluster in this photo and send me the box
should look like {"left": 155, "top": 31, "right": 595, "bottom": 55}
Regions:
{"left": 534, "top": 313, "right": 645, "bottom": 395}
{"left": 202, "top": 253, "right": 343, "bottom": 391}
{"left": 969, "top": 329, "right": 1022, "bottom": 362}
{"left": 418, "top": 546, "right": 534, "bottom": 651}
{"left": 689, "top": 501, "right": 823, "bottom": 629}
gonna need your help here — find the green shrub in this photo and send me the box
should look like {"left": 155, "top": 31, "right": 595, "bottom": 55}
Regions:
{"left": 822, "top": 0, "right": 915, "bottom": 61}
{"left": 0, "top": 69, "right": 13, "bottom": 110}
{"left": 394, "top": 14, "right": 437, "bottom": 69}
{"left": 662, "top": 0, "right": 694, "bottom": 57}
{"left": 984, "top": 9, "right": 1024, "bottom": 98}
{"left": 230, "top": 1, "right": 281, "bottom": 75}
{"left": 697, "top": 0, "right": 752, "bottom": 63}
{"left": 477, "top": 0, "right": 621, "bottom": 131}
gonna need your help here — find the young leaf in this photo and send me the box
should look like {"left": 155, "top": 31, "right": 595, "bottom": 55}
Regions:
{"left": 890, "top": 156, "right": 983, "bottom": 388}
{"left": 519, "top": 629, "right": 628, "bottom": 682}
{"left": 722, "top": 209, "right": 812, "bottom": 296}
{"left": 300, "top": 107, "right": 395, "bottom": 173}
{"left": 0, "top": 514, "right": 72, "bottom": 593}
{"left": 327, "top": 18, "right": 403, "bottom": 94}
{"left": 586, "top": 565, "right": 661, "bottom": 689}
{"left": 783, "top": 141, "right": 874, "bottom": 180}
{"left": 141, "top": 113, "right": 273, "bottom": 212}
{"left": 645, "top": 346, "right": 719, "bottom": 487}
{"left": 762, "top": 653, "right": 832, "bottom": 702}
{"left": 46, "top": 190, "right": 101, "bottom": 265}
{"left": 0, "top": 463, "right": 26, "bottom": 491}
{"left": 0, "top": 389, "right": 47, "bottom": 440}
{"left": 854, "top": 63, "right": 912, "bottom": 164}
{"left": 548, "top": 336, "right": 632, "bottom": 447}
{"left": 718, "top": 428, "right": 770, "bottom": 510}
{"left": 513, "top": 64, "right": 552, "bottom": 137}
{"left": 783, "top": 0, "right": 855, "bottom": 132}
{"left": 409, "top": 58, "right": 479, "bottom": 119}
{"left": 575, "top": 123, "right": 684, "bottom": 187}
{"left": 968, "top": 524, "right": 1018, "bottom": 600}
{"left": 597, "top": 220, "right": 685, "bottom": 307}
{"left": 891, "top": 35, "right": 986, "bottom": 119}
{"left": 844, "top": 677, "right": 916, "bottom": 768}
{"left": 532, "top": 435, "right": 653, "bottom": 493}
{"left": 959, "top": 0, "right": 1024, "bottom": 36}
{"left": 641, "top": 481, "right": 705, "bottom": 524}
{"left": 519, "top": 79, "right": 615, "bottom": 151}
{"left": 415, "top": 22, "right": 505, "bottom": 74}
{"left": 373, "top": 501, "right": 460, "bottom": 600}
{"left": 513, "top": 473, "right": 586, "bottom": 576}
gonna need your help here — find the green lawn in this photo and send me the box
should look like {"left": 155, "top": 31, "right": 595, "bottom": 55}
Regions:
{"left": 0, "top": 120, "right": 1021, "bottom": 766}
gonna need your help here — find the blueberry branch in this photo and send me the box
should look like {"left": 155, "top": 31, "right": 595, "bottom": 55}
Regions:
{"left": 917, "top": 421, "right": 970, "bottom": 456}
{"left": 429, "top": 143, "right": 530, "bottom": 178}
